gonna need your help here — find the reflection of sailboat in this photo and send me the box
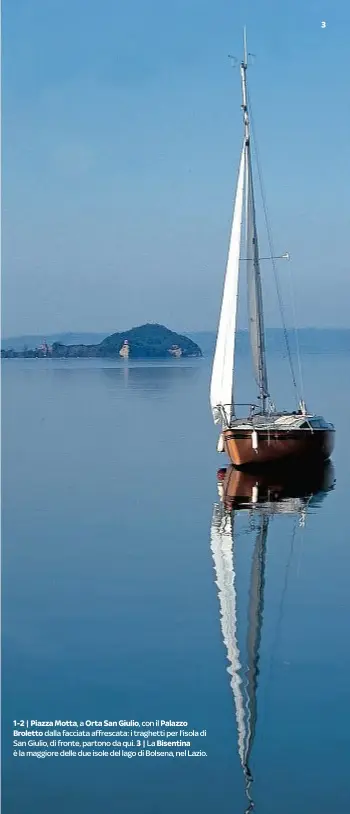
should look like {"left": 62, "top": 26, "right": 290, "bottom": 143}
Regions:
{"left": 217, "top": 459, "right": 335, "bottom": 513}
{"left": 210, "top": 462, "right": 335, "bottom": 811}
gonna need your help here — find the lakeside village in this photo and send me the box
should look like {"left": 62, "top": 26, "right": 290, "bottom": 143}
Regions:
{"left": 119, "top": 340, "right": 183, "bottom": 358}
{"left": 2, "top": 339, "right": 185, "bottom": 359}
{"left": 2, "top": 340, "right": 54, "bottom": 358}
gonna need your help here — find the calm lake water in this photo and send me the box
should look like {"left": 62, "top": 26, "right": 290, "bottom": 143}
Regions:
{"left": 2, "top": 350, "right": 350, "bottom": 813}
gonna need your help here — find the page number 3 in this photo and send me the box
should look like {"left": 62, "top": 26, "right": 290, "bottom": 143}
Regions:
{"left": 321, "top": 21, "right": 327, "bottom": 28}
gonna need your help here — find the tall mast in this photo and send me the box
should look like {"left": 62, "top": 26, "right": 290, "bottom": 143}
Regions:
{"left": 241, "top": 28, "right": 249, "bottom": 146}
{"left": 243, "top": 26, "right": 248, "bottom": 68}
{"left": 240, "top": 30, "right": 270, "bottom": 413}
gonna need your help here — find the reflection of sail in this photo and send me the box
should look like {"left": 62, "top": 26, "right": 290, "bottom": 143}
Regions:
{"left": 211, "top": 460, "right": 335, "bottom": 812}
{"left": 210, "top": 504, "right": 246, "bottom": 764}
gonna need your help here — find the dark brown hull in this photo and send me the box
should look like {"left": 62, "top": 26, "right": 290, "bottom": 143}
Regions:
{"left": 223, "top": 427, "right": 335, "bottom": 468}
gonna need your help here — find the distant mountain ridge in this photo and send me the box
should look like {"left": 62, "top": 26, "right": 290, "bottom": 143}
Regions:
{"left": 1, "top": 332, "right": 108, "bottom": 350}
{"left": 189, "top": 328, "right": 350, "bottom": 356}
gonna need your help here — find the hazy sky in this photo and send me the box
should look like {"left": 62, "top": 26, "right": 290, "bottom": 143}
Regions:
{"left": 2, "top": 0, "right": 349, "bottom": 336}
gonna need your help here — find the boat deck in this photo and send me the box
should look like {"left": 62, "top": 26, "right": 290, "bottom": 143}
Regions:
{"left": 229, "top": 413, "right": 333, "bottom": 432}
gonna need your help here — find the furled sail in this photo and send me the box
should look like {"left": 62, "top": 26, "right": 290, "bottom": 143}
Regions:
{"left": 210, "top": 144, "right": 246, "bottom": 425}
{"left": 245, "top": 147, "right": 269, "bottom": 406}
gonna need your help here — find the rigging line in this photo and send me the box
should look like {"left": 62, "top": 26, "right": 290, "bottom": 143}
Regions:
{"left": 287, "top": 259, "right": 305, "bottom": 404}
{"left": 296, "top": 518, "right": 305, "bottom": 579}
{"left": 295, "top": 495, "right": 313, "bottom": 577}
{"left": 247, "top": 89, "right": 301, "bottom": 407}
{"left": 260, "top": 515, "right": 298, "bottom": 727}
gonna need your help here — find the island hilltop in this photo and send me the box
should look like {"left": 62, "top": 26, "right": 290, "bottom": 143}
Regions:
{"left": 2, "top": 324, "right": 202, "bottom": 359}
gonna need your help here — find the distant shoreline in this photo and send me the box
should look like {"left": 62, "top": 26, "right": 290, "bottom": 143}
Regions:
{"left": 2, "top": 327, "right": 349, "bottom": 357}
{"left": 1, "top": 323, "right": 203, "bottom": 360}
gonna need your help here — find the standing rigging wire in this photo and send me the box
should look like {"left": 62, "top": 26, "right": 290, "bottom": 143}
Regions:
{"left": 247, "top": 88, "right": 302, "bottom": 408}
{"left": 288, "top": 261, "right": 306, "bottom": 407}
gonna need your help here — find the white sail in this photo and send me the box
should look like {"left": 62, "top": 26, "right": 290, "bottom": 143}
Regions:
{"left": 210, "top": 504, "right": 246, "bottom": 765}
{"left": 210, "top": 144, "right": 246, "bottom": 425}
{"left": 245, "top": 148, "right": 269, "bottom": 406}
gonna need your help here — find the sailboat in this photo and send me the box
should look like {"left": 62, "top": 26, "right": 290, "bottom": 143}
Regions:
{"left": 210, "top": 32, "right": 335, "bottom": 467}
{"left": 210, "top": 461, "right": 335, "bottom": 811}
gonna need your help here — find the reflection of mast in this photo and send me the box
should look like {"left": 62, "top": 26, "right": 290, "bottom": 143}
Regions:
{"left": 210, "top": 504, "right": 246, "bottom": 765}
{"left": 243, "top": 513, "right": 269, "bottom": 811}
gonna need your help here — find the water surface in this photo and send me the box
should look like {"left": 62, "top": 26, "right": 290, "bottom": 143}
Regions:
{"left": 2, "top": 352, "right": 349, "bottom": 813}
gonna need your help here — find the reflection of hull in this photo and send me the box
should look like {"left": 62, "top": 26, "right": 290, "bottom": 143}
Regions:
{"left": 223, "top": 427, "right": 335, "bottom": 467}
{"left": 217, "top": 459, "right": 335, "bottom": 512}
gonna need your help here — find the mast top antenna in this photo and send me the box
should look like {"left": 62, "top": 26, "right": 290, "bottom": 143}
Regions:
{"left": 243, "top": 26, "right": 248, "bottom": 68}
